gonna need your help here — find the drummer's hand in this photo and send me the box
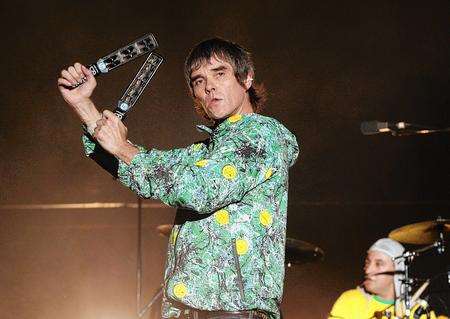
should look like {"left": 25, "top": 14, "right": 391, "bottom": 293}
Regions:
{"left": 57, "top": 63, "right": 101, "bottom": 129}
{"left": 93, "top": 110, "right": 139, "bottom": 164}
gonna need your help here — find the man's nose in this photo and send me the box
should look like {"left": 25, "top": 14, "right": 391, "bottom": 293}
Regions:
{"left": 205, "top": 78, "right": 216, "bottom": 94}
{"left": 364, "top": 263, "right": 374, "bottom": 275}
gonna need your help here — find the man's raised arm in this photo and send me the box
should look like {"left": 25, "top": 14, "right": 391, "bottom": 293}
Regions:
{"left": 58, "top": 63, "right": 139, "bottom": 165}
{"left": 57, "top": 62, "right": 101, "bottom": 133}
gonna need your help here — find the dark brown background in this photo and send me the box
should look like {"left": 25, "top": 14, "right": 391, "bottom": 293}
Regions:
{"left": 0, "top": 1, "right": 448, "bottom": 318}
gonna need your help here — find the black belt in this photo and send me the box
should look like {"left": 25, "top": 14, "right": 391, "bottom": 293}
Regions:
{"left": 176, "top": 308, "right": 271, "bottom": 319}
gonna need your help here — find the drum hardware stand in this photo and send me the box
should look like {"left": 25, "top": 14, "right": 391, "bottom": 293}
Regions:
{"left": 395, "top": 220, "right": 446, "bottom": 318}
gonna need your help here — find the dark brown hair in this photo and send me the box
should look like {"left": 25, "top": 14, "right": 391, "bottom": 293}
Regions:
{"left": 184, "top": 38, "right": 266, "bottom": 120}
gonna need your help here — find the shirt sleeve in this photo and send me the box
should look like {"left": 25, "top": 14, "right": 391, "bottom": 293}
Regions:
{"left": 117, "top": 121, "right": 286, "bottom": 214}
{"left": 81, "top": 134, "right": 119, "bottom": 178}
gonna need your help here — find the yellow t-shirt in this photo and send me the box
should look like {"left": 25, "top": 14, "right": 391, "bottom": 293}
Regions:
{"left": 329, "top": 288, "right": 395, "bottom": 319}
{"left": 329, "top": 287, "right": 438, "bottom": 319}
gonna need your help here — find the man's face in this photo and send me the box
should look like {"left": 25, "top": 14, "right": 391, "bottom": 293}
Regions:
{"left": 190, "top": 56, "right": 253, "bottom": 121}
{"left": 363, "top": 250, "right": 395, "bottom": 298}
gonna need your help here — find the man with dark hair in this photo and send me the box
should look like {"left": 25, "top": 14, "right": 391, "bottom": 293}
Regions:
{"left": 58, "top": 38, "right": 298, "bottom": 319}
{"left": 184, "top": 38, "right": 266, "bottom": 121}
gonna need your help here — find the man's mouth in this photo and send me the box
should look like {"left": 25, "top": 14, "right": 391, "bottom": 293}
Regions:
{"left": 208, "top": 98, "right": 222, "bottom": 107}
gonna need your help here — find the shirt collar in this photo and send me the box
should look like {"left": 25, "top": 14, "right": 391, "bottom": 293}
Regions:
{"left": 373, "top": 295, "right": 395, "bottom": 305}
{"left": 196, "top": 125, "right": 213, "bottom": 134}
{"left": 196, "top": 113, "right": 252, "bottom": 136}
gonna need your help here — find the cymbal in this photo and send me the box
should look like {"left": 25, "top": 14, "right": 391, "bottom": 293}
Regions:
{"left": 156, "top": 224, "right": 173, "bottom": 237}
{"left": 389, "top": 218, "right": 449, "bottom": 245}
{"left": 285, "top": 238, "right": 324, "bottom": 266}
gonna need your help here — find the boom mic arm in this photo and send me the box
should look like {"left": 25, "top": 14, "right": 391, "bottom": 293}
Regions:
{"left": 361, "top": 120, "right": 449, "bottom": 136}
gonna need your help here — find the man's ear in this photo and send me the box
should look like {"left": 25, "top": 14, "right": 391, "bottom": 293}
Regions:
{"left": 244, "top": 72, "right": 254, "bottom": 90}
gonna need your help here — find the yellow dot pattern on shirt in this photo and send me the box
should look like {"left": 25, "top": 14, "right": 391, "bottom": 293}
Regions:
{"left": 222, "top": 165, "right": 237, "bottom": 180}
{"left": 195, "top": 159, "right": 208, "bottom": 167}
{"left": 173, "top": 282, "right": 187, "bottom": 299}
{"left": 265, "top": 168, "right": 273, "bottom": 180}
{"left": 171, "top": 229, "right": 178, "bottom": 245}
{"left": 259, "top": 209, "right": 273, "bottom": 227}
{"left": 215, "top": 209, "right": 230, "bottom": 226}
{"left": 193, "top": 143, "right": 203, "bottom": 151}
{"left": 228, "top": 114, "right": 242, "bottom": 123}
{"left": 235, "top": 238, "right": 249, "bottom": 255}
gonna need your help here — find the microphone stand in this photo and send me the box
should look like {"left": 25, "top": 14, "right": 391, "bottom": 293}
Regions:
{"left": 136, "top": 197, "right": 163, "bottom": 319}
{"left": 361, "top": 120, "right": 450, "bottom": 136}
{"left": 391, "top": 124, "right": 450, "bottom": 136}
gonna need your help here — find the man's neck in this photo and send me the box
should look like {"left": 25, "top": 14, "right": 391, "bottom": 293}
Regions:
{"left": 374, "top": 288, "right": 395, "bottom": 303}
{"left": 362, "top": 286, "right": 395, "bottom": 303}
{"left": 373, "top": 294, "right": 395, "bottom": 305}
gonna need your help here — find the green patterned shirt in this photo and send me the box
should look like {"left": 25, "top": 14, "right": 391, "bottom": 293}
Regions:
{"left": 82, "top": 113, "right": 299, "bottom": 318}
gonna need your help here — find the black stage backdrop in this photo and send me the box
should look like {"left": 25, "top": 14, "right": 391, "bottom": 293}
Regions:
{"left": 0, "top": 1, "right": 448, "bottom": 318}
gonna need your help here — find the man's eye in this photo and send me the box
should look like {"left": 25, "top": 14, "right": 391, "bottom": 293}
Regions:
{"left": 193, "top": 79, "right": 203, "bottom": 86}
{"left": 218, "top": 72, "right": 225, "bottom": 76}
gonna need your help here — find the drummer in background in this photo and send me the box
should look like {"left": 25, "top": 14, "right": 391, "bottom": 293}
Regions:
{"left": 328, "top": 238, "right": 440, "bottom": 319}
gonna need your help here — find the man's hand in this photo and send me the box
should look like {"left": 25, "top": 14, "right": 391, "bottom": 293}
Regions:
{"left": 94, "top": 110, "right": 139, "bottom": 164}
{"left": 57, "top": 63, "right": 101, "bottom": 130}
{"left": 58, "top": 63, "right": 96, "bottom": 105}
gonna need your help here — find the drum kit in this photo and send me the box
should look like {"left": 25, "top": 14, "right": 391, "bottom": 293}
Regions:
{"left": 388, "top": 217, "right": 449, "bottom": 318}
{"left": 157, "top": 217, "right": 448, "bottom": 317}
